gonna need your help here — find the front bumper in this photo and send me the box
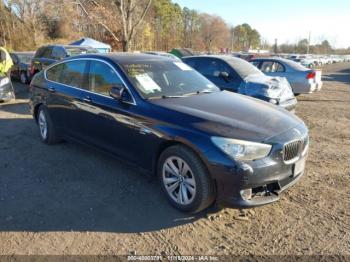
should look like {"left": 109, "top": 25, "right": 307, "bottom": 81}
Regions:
{"left": 216, "top": 158, "right": 306, "bottom": 208}
{"left": 206, "top": 124, "right": 308, "bottom": 208}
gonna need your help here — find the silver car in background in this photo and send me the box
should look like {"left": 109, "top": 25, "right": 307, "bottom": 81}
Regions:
{"left": 250, "top": 57, "right": 323, "bottom": 95}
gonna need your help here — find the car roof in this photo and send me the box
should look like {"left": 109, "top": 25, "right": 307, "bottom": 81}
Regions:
{"left": 64, "top": 52, "right": 173, "bottom": 63}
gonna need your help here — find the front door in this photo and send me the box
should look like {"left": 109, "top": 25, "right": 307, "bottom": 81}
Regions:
{"left": 77, "top": 60, "right": 142, "bottom": 162}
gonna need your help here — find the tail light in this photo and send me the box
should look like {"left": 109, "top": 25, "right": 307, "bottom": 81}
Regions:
{"left": 306, "top": 71, "right": 316, "bottom": 79}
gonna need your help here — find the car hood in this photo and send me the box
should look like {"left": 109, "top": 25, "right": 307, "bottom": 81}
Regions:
{"left": 243, "top": 74, "right": 294, "bottom": 100}
{"left": 149, "top": 91, "right": 303, "bottom": 142}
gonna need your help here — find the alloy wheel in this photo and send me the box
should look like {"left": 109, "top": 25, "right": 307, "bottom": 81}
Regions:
{"left": 38, "top": 110, "right": 48, "bottom": 139}
{"left": 162, "top": 156, "right": 196, "bottom": 205}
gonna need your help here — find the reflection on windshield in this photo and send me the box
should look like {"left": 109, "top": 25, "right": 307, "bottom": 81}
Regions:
{"left": 120, "top": 60, "right": 220, "bottom": 99}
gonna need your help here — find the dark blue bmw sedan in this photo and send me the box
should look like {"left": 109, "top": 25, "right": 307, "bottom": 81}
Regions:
{"left": 29, "top": 53, "right": 309, "bottom": 213}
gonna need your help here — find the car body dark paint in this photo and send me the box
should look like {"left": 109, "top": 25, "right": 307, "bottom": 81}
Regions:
{"left": 29, "top": 53, "right": 308, "bottom": 208}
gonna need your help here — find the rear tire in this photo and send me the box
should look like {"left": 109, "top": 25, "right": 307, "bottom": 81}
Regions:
{"left": 158, "top": 145, "right": 216, "bottom": 213}
{"left": 37, "top": 105, "right": 61, "bottom": 144}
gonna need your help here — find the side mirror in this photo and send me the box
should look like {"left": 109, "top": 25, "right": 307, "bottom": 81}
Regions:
{"left": 109, "top": 85, "right": 126, "bottom": 101}
{"left": 219, "top": 71, "right": 230, "bottom": 82}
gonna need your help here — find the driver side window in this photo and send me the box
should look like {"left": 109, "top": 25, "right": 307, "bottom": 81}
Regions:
{"left": 88, "top": 61, "right": 124, "bottom": 96}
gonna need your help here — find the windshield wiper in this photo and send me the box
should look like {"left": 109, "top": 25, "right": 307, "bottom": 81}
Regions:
{"left": 147, "top": 95, "right": 186, "bottom": 100}
{"left": 182, "top": 90, "right": 214, "bottom": 97}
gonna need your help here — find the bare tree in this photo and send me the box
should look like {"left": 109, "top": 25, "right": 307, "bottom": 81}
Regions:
{"left": 75, "top": 0, "right": 152, "bottom": 51}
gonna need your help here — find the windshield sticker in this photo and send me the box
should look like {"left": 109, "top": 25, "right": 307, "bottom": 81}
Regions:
{"left": 135, "top": 74, "right": 161, "bottom": 94}
{"left": 173, "top": 62, "right": 193, "bottom": 71}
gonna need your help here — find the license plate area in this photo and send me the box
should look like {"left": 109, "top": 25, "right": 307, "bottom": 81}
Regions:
{"left": 293, "top": 158, "right": 306, "bottom": 176}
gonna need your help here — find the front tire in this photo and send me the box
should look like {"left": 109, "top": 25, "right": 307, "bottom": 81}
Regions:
{"left": 37, "top": 105, "right": 61, "bottom": 144}
{"left": 158, "top": 145, "right": 216, "bottom": 213}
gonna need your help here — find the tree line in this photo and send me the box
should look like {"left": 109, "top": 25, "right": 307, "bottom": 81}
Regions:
{"left": 1, "top": 0, "right": 348, "bottom": 54}
{"left": 0, "top": 0, "right": 262, "bottom": 52}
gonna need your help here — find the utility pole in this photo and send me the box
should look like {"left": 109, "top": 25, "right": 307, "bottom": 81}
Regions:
{"left": 307, "top": 31, "right": 311, "bottom": 54}
{"left": 230, "top": 26, "right": 234, "bottom": 52}
{"left": 274, "top": 38, "right": 278, "bottom": 54}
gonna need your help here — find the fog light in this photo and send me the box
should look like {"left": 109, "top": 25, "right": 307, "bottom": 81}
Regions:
{"left": 240, "top": 188, "right": 252, "bottom": 200}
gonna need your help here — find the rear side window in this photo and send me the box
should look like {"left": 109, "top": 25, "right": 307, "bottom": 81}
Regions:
{"left": 261, "top": 61, "right": 285, "bottom": 73}
{"left": 60, "top": 60, "right": 88, "bottom": 88}
{"left": 46, "top": 60, "right": 88, "bottom": 89}
{"left": 46, "top": 63, "right": 64, "bottom": 82}
{"left": 35, "top": 47, "right": 46, "bottom": 58}
{"left": 41, "top": 47, "right": 53, "bottom": 58}
{"left": 88, "top": 61, "right": 123, "bottom": 95}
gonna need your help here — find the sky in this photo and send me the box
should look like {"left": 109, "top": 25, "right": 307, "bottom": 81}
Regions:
{"left": 173, "top": 0, "right": 350, "bottom": 48}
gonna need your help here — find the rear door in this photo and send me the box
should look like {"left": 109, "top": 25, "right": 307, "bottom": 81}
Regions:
{"left": 45, "top": 60, "right": 89, "bottom": 137}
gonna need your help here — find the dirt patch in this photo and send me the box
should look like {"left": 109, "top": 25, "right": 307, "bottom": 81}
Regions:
{"left": 0, "top": 64, "right": 349, "bottom": 256}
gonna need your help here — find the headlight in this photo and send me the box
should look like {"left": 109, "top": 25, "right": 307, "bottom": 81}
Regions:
{"left": 211, "top": 137, "right": 272, "bottom": 161}
{"left": 0, "top": 77, "right": 10, "bottom": 86}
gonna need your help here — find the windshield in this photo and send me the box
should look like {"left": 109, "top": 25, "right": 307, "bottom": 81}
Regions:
{"left": 17, "top": 54, "right": 34, "bottom": 64}
{"left": 225, "top": 57, "right": 264, "bottom": 79}
{"left": 66, "top": 47, "right": 97, "bottom": 56}
{"left": 120, "top": 60, "right": 220, "bottom": 99}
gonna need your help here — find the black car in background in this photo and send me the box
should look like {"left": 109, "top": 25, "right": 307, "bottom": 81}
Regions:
{"left": 29, "top": 54, "right": 309, "bottom": 213}
{"left": 30, "top": 45, "right": 98, "bottom": 78}
{"left": 182, "top": 56, "right": 297, "bottom": 111}
{"left": 10, "top": 52, "right": 35, "bottom": 84}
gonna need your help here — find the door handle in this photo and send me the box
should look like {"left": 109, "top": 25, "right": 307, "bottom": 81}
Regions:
{"left": 48, "top": 87, "right": 56, "bottom": 93}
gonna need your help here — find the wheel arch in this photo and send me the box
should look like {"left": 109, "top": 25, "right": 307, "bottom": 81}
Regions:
{"left": 152, "top": 139, "right": 213, "bottom": 180}
{"left": 33, "top": 103, "right": 44, "bottom": 122}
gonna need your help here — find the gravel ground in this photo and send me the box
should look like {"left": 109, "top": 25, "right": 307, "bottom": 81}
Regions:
{"left": 0, "top": 63, "right": 349, "bottom": 256}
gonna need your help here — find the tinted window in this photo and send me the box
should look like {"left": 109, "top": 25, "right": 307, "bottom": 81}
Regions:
{"left": 35, "top": 47, "right": 46, "bottom": 58}
{"left": 46, "top": 63, "right": 64, "bottom": 82}
{"left": 88, "top": 61, "right": 123, "bottom": 95}
{"left": 60, "top": 60, "right": 88, "bottom": 88}
{"left": 42, "top": 47, "right": 53, "bottom": 58}
{"left": 47, "top": 60, "right": 87, "bottom": 89}
{"left": 52, "top": 47, "right": 66, "bottom": 60}
{"left": 194, "top": 58, "right": 241, "bottom": 83}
